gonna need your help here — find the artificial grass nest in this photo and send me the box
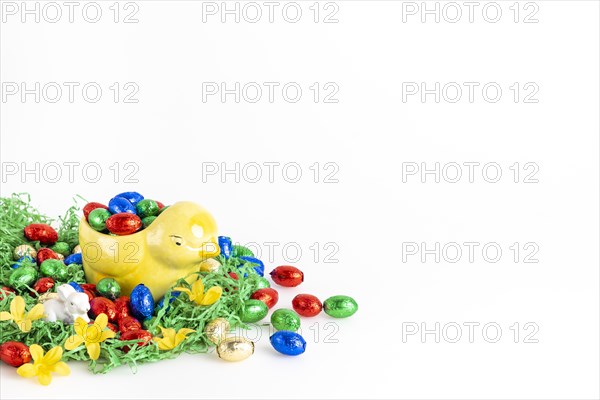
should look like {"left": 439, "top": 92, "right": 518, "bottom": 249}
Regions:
{"left": 0, "top": 193, "right": 264, "bottom": 373}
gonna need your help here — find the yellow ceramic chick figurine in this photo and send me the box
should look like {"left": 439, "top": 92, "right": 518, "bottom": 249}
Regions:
{"left": 79, "top": 201, "right": 220, "bottom": 301}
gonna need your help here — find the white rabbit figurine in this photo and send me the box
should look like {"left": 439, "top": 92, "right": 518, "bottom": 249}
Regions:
{"left": 43, "top": 284, "right": 91, "bottom": 324}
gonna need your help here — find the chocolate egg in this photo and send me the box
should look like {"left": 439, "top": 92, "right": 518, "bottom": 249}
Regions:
{"left": 23, "top": 223, "right": 58, "bottom": 245}
{"left": 270, "top": 331, "right": 306, "bottom": 356}
{"left": 64, "top": 253, "right": 82, "bottom": 265}
{"left": 68, "top": 282, "right": 84, "bottom": 292}
{"left": 96, "top": 278, "right": 121, "bottom": 300}
{"left": 270, "top": 266, "right": 304, "bottom": 287}
{"left": 271, "top": 309, "right": 301, "bottom": 332}
{"left": 50, "top": 242, "right": 70, "bottom": 257}
{"left": 13, "top": 244, "right": 37, "bottom": 260}
{"left": 33, "top": 277, "right": 55, "bottom": 294}
{"left": 83, "top": 202, "right": 108, "bottom": 219}
{"left": 292, "top": 294, "right": 322, "bottom": 317}
{"left": 36, "top": 248, "right": 59, "bottom": 265}
{"left": 114, "top": 296, "right": 131, "bottom": 320}
{"left": 80, "top": 283, "right": 96, "bottom": 293}
{"left": 115, "top": 191, "right": 144, "bottom": 206}
{"left": 323, "top": 295, "right": 358, "bottom": 318}
{"left": 204, "top": 318, "right": 230, "bottom": 344}
{"left": 11, "top": 255, "right": 35, "bottom": 269}
{"left": 130, "top": 284, "right": 154, "bottom": 320}
{"left": 9, "top": 266, "right": 38, "bottom": 288}
{"left": 88, "top": 208, "right": 111, "bottom": 231}
{"left": 218, "top": 236, "right": 232, "bottom": 259}
{"left": 232, "top": 245, "right": 254, "bottom": 258}
{"left": 136, "top": 199, "right": 159, "bottom": 219}
{"left": 120, "top": 329, "right": 152, "bottom": 353}
{"left": 199, "top": 258, "right": 221, "bottom": 273}
{"left": 250, "top": 288, "right": 279, "bottom": 309}
{"left": 216, "top": 337, "right": 254, "bottom": 361}
{"left": 239, "top": 256, "right": 264, "bottom": 276}
{"left": 253, "top": 277, "right": 271, "bottom": 290}
{"left": 89, "top": 297, "right": 117, "bottom": 322}
{"left": 118, "top": 316, "right": 142, "bottom": 333}
{"left": 72, "top": 245, "right": 82, "bottom": 254}
{"left": 240, "top": 299, "right": 269, "bottom": 323}
{"left": 0, "top": 341, "right": 31, "bottom": 367}
{"left": 108, "top": 196, "right": 136, "bottom": 214}
{"left": 141, "top": 216, "right": 156, "bottom": 228}
{"left": 40, "top": 259, "right": 68, "bottom": 281}
{"left": 106, "top": 213, "right": 142, "bottom": 235}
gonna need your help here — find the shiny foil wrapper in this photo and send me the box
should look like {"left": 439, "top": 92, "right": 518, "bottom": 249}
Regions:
{"left": 216, "top": 337, "right": 254, "bottom": 362}
{"left": 24, "top": 223, "right": 58, "bottom": 245}
{"left": 106, "top": 213, "right": 142, "bottom": 235}
{"left": 292, "top": 294, "right": 323, "bottom": 317}
{"left": 0, "top": 341, "right": 32, "bottom": 367}
{"left": 13, "top": 244, "right": 37, "bottom": 261}
{"left": 270, "top": 266, "right": 304, "bottom": 287}
{"left": 204, "top": 318, "right": 230, "bottom": 344}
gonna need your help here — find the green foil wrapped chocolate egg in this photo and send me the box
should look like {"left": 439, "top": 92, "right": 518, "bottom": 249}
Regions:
{"left": 136, "top": 199, "right": 159, "bottom": 219}
{"left": 51, "top": 242, "right": 71, "bottom": 257}
{"left": 323, "top": 295, "right": 358, "bottom": 318}
{"left": 253, "top": 277, "right": 271, "bottom": 290}
{"left": 271, "top": 308, "right": 301, "bottom": 332}
{"left": 88, "top": 208, "right": 111, "bottom": 231}
{"left": 9, "top": 266, "right": 39, "bottom": 288}
{"left": 240, "top": 299, "right": 268, "bottom": 323}
{"left": 233, "top": 245, "right": 254, "bottom": 258}
{"left": 40, "top": 259, "right": 68, "bottom": 281}
{"left": 142, "top": 216, "right": 157, "bottom": 228}
{"left": 96, "top": 278, "right": 121, "bottom": 300}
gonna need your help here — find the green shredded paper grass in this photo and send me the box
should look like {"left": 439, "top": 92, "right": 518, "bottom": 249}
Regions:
{"left": 0, "top": 193, "right": 265, "bottom": 374}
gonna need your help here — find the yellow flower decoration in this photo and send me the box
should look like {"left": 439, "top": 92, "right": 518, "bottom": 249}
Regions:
{"left": 0, "top": 296, "right": 44, "bottom": 333}
{"left": 174, "top": 279, "right": 222, "bottom": 306}
{"left": 17, "top": 345, "right": 70, "bottom": 386}
{"left": 64, "top": 314, "right": 116, "bottom": 360}
{"left": 153, "top": 326, "right": 195, "bottom": 350}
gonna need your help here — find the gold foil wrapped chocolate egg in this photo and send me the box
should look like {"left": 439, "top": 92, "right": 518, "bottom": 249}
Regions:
{"left": 72, "top": 245, "right": 82, "bottom": 254}
{"left": 13, "top": 244, "right": 37, "bottom": 260}
{"left": 216, "top": 337, "right": 254, "bottom": 362}
{"left": 204, "top": 318, "right": 230, "bottom": 344}
{"left": 199, "top": 258, "right": 221, "bottom": 273}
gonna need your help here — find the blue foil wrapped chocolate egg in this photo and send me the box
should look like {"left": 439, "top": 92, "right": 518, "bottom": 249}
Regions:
{"left": 270, "top": 331, "right": 306, "bottom": 356}
{"left": 64, "top": 253, "right": 82, "bottom": 265}
{"left": 239, "top": 256, "right": 264, "bottom": 276}
{"left": 130, "top": 284, "right": 154, "bottom": 320}
{"left": 115, "top": 191, "right": 144, "bottom": 206}
{"left": 68, "top": 282, "right": 84, "bottom": 293}
{"left": 108, "top": 196, "right": 137, "bottom": 215}
{"left": 218, "top": 236, "right": 233, "bottom": 259}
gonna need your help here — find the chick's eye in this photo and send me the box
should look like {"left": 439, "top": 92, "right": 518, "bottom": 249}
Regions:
{"left": 170, "top": 235, "right": 184, "bottom": 246}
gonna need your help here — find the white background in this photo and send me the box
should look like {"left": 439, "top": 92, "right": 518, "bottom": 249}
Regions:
{"left": 0, "top": 1, "right": 599, "bottom": 399}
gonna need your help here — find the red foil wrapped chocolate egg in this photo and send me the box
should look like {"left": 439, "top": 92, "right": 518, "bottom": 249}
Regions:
{"left": 120, "top": 329, "right": 152, "bottom": 353}
{"left": 270, "top": 266, "right": 304, "bottom": 287}
{"left": 36, "top": 248, "right": 60, "bottom": 265}
{"left": 114, "top": 296, "right": 131, "bottom": 321}
{"left": 0, "top": 341, "right": 31, "bottom": 367}
{"left": 83, "top": 202, "right": 108, "bottom": 220}
{"left": 89, "top": 297, "right": 117, "bottom": 322}
{"left": 292, "top": 294, "right": 323, "bottom": 317}
{"left": 250, "top": 288, "right": 279, "bottom": 309}
{"left": 24, "top": 223, "right": 58, "bottom": 245}
{"left": 118, "top": 316, "right": 142, "bottom": 333}
{"left": 106, "top": 213, "right": 142, "bottom": 236}
{"left": 32, "top": 277, "right": 55, "bottom": 294}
